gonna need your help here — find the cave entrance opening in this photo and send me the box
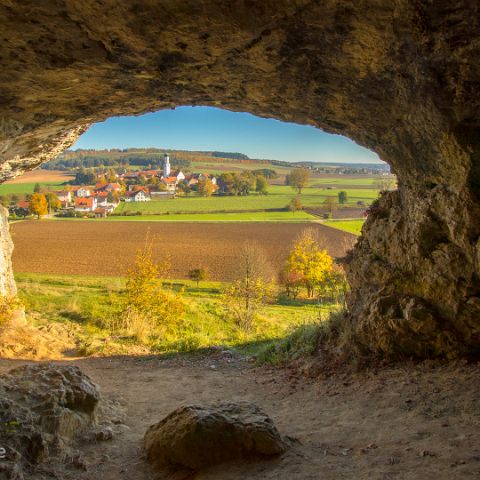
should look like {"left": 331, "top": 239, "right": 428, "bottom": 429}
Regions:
{"left": 6, "top": 106, "right": 390, "bottom": 357}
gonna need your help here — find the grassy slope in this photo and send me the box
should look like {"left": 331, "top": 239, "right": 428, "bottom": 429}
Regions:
{"left": 323, "top": 219, "right": 365, "bottom": 236}
{"left": 16, "top": 272, "right": 331, "bottom": 356}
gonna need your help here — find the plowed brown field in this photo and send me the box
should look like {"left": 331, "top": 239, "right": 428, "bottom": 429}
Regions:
{"left": 11, "top": 221, "right": 356, "bottom": 280}
{"left": 4, "top": 169, "right": 74, "bottom": 183}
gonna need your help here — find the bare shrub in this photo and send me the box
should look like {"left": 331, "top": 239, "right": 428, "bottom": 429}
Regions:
{"left": 223, "top": 241, "right": 275, "bottom": 332}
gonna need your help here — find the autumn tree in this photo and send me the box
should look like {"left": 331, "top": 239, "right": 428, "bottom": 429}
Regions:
{"left": 286, "top": 168, "right": 310, "bottom": 194}
{"left": 45, "top": 192, "right": 61, "bottom": 213}
{"left": 255, "top": 175, "right": 269, "bottom": 195}
{"left": 338, "top": 191, "right": 348, "bottom": 204}
{"left": 279, "top": 270, "right": 303, "bottom": 299}
{"left": 188, "top": 267, "right": 209, "bottom": 287}
{"left": 288, "top": 196, "right": 303, "bottom": 214}
{"left": 323, "top": 196, "right": 338, "bottom": 217}
{"left": 29, "top": 193, "right": 48, "bottom": 219}
{"left": 321, "top": 266, "right": 349, "bottom": 305}
{"left": 284, "top": 229, "right": 333, "bottom": 297}
{"left": 223, "top": 242, "right": 275, "bottom": 331}
{"left": 197, "top": 177, "right": 215, "bottom": 197}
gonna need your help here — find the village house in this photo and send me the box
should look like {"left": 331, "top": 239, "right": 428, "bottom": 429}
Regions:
{"left": 127, "top": 185, "right": 150, "bottom": 193}
{"left": 74, "top": 196, "right": 97, "bottom": 212}
{"left": 141, "top": 170, "right": 159, "bottom": 178}
{"left": 198, "top": 173, "right": 217, "bottom": 185}
{"left": 94, "top": 192, "right": 109, "bottom": 207}
{"left": 123, "top": 171, "right": 140, "bottom": 180}
{"left": 172, "top": 170, "right": 185, "bottom": 182}
{"left": 76, "top": 186, "right": 92, "bottom": 197}
{"left": 55, "top": 190, "right": 72, "bottom": 204}
{"left": 95, "top": 182, "right": 122, "bottom": 193}
{"left": 124, "top": 190, "right": 151, "bottom": 202}
{"left": 161, "top": 177, "right": 178, "bottom": 192}
{"left": 94, "top": 204, "right": 116, "bottom": 217}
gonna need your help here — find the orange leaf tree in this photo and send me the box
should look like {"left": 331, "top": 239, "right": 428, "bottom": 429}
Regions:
{"left": 29, "top": 193, "right": 48, "bottom": 219}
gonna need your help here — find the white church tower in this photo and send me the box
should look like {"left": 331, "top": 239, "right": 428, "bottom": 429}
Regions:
{"left": 163, "top": 153, "right": 171, "bottom": 177}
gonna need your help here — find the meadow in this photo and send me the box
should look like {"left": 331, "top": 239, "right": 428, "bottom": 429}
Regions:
{"left": 115, "top": 185, "right": 378, "bottom": 215}
{"left": 16, "top": 272, "right": 334, "bottom": 356}
{"left": 0, "top": 169, "right": 73, "bottom": 194}
{"left": 323, "top": 219, "right": 365, "bottom": 236}
{"left": 0, "top": 181, "right": 67, "bottom": 195}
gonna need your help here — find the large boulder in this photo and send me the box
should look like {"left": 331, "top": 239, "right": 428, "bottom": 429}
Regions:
{"left": 144, "top": 401, "right": 286, "bottom": 471}
{"left": 0, "top": 363, "right": 100, "bottom": 477}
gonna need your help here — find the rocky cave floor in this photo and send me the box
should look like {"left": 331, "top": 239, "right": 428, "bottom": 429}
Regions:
{"left": 0, "top": 351, "right": 479, "bottom": 480}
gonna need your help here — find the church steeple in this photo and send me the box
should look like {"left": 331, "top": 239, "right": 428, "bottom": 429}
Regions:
{"left": 163, "top": 153, "right": 171, "bottom": 177}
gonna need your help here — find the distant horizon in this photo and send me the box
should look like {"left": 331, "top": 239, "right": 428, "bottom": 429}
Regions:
{"left": 72, "top": 106, "right": 385, "bottom": 165}
{"left": 66, "top": 146, "right": 386, "bottom": 167}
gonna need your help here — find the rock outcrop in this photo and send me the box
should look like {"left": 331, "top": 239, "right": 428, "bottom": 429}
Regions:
{"left": 144, "top": 402, "right": 286, "bottom": 471}
{"left": 0, "top": 1, "right": 479, "bottom": 356}
{"left": 0, "top": 363, "right": 99, "bottom": 477}
{"left": 0, "top": 206, "right": 16, "bottom": 298}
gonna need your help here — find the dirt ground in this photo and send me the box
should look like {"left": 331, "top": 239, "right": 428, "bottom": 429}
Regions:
{"left": 11, "top": 221, "right": 356, "bottom": 280}
{"left": 4, "top": 169, "right": 73, "bottom": 184}
{"left": 0, "top": 354, "right": 478, "bottom": 479}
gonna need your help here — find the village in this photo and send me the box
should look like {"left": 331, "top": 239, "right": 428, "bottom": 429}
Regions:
{"left": 8, "top": 154, "right": 219, "bottom": 218}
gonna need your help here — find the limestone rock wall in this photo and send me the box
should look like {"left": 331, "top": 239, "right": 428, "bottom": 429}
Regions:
{"left": 0, "top": 0, "right": 479, "bottom": 356}
{"left": 0, "top": 206, "right": 16, "bottom": 297}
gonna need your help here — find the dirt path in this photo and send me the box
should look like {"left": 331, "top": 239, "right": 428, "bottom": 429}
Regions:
{"left": 0, "top": 354, "right": 478, "bottom": 479}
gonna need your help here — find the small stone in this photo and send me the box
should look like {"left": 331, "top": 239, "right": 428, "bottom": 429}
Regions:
{"left": 419, "top": 450, "right": 436, "bottom": 457}
{"left": 95, "top": 426, "right": 113, "bottom": 441}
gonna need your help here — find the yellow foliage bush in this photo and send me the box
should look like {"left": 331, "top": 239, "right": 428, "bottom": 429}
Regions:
{"left": 113, "top": 240, "right": 185, "bottom": 341}
{"left": 0, "top": 295, "right": 22, "bottom": 328}
{"left": 284, "top": 229, "right": 334, "bottom": 297}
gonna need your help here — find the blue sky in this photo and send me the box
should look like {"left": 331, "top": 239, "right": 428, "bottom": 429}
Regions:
{"left": 73, "top": 106, "right": 382, "bottom": 164}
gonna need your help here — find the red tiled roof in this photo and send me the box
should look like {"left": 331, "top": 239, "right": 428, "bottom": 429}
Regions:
{"left": 75, "top": 197, "right": 95, "bottom": 207}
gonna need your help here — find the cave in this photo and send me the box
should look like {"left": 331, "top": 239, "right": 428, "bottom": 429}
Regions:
{"left": 0, "top": 0, "right": 479, "bottom": 357}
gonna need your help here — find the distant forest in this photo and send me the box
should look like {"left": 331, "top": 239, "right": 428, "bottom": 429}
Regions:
{"left": 42, "top": 148, "right": 255, "bottom": 171}
{"left": 42, "top": 147, "right": 389, "bottom": 175}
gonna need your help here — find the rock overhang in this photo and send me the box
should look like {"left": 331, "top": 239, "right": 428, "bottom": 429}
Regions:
{"left": 1, "top": 0, "right": 479, "bottom": 356}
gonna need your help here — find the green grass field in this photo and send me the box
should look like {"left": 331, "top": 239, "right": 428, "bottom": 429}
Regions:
{"left": 115, "top": 185, "right": 378, "bottom": 216}
{"left": 310, "top": 178, "right": 379, "bottom": 187}
{"left": 0, "top": 181, "right": 67, "bottom": 195}
{"left": 16, "top": 273, "right": 334, "bottom": 356}
{"left": 64, "top": 211, "right": 315, "bottom": 222}
{"left": 323, "top": 219, "right": 365, "bottom": 236}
